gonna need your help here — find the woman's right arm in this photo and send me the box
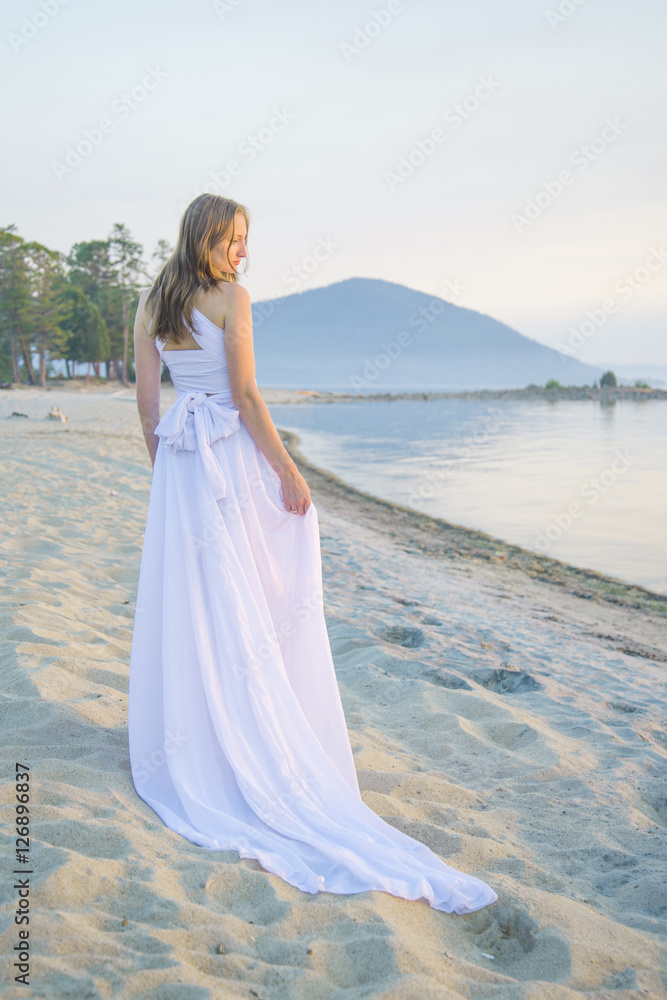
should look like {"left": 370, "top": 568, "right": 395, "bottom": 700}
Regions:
{"left": 133, "top": 289, "right": 162, "bottom": 468}
{"left": 223, "top": 284, "right": 312, "bottom": 515}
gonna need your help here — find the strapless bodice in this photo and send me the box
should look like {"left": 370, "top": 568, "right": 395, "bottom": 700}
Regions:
{"left": 151, "top": 306, "right": 233, "bottom": 399}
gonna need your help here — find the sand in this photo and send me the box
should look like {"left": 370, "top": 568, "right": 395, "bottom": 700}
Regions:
{"left": 1, "top": 383, "right": 666, "bottom": 999}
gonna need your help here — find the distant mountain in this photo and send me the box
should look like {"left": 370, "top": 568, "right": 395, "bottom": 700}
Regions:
{"left": 250, "top": 277, "right": 604, "bottom": 392}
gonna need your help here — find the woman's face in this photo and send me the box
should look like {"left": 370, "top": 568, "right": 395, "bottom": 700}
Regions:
{"left": 210, "top": 212, "right": 248, "bottom": 279}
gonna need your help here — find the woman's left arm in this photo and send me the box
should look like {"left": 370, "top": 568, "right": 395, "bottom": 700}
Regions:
{"left": 133, "top": 289, "right": 161, "bottom": 467}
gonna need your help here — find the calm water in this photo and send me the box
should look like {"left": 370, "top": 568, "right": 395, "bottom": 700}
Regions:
{"left": 267, "top": 397, "right": 667, "bottom": 593}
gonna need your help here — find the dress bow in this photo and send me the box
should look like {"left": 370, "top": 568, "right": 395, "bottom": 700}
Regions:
{"left": 155, "top": 391, "right": 240, "bottom": 501}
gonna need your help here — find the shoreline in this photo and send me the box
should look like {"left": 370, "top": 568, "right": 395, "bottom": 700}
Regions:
{"left": 265, "top": 384, "right": 667, "bottom": 403}
{"left": 277, "top": 425, "right": 667, "bottom": 620}
{"left": 4, "top": 383, "right": 664, "bottom": 614}
{"left": 3, "top": 379, "right": 666, "bottom": 403}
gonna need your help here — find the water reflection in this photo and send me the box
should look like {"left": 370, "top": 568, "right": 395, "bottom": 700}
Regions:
{"left": 268, "top": 397, "right": 666, "bottom": 592}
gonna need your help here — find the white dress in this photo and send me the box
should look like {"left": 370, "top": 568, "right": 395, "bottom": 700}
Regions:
{"left": 128, "top": 306, "right": 498, "bottom": 914}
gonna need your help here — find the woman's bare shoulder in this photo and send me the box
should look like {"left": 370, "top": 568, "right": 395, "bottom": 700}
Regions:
{"left": 208, "top": 281, "right": 250, "bottom": 328}
{"left": 134, "top": 286, "right": 155, "bottom": 336}
{"left": 212, "top": 280, "right": 249, "bottom": 305}
{"left": 137, "top": 286, "right": 154, "bottom": 314}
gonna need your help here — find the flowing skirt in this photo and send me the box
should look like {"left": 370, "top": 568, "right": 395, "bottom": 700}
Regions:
{"left": 128, "top": 393, "right": 498, "bottom": 914}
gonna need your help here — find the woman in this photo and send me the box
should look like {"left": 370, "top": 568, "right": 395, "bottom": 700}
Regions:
{"left": 129, "top": 193, "right": 498, "bottom": 914}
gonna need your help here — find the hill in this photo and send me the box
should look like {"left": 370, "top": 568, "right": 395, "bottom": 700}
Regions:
{"left": 250, "top": 277, "right": 604, "bottom": 391}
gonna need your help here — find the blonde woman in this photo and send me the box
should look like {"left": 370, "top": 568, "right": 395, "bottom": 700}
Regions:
{"left": 129, "top": 193, "right": 498, "bottom": 914}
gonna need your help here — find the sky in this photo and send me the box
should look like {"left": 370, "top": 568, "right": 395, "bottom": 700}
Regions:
{"left": 2, "top": 0, "right": 666, "bottom": 367}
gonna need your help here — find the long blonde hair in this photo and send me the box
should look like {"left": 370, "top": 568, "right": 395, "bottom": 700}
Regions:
{"left": 146, "top": 194, "right": 250, "bottom": 345}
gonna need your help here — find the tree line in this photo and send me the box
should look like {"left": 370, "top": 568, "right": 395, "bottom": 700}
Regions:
{"left": 0, "top": 223, "right": 171, "bottom": 386}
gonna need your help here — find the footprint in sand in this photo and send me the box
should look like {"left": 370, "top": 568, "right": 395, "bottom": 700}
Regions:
{"left": 469, "top": 667, "right": 542, "bottom": 694}
{"left": 375, "top": 625, "right": 426, "bottom": 648}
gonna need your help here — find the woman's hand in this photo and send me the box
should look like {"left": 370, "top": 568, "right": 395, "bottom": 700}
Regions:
{"left": 279, "top": 466, "right": 311, "bottom": 515}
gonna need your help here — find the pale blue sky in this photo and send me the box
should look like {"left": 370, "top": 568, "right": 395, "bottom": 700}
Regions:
{"left": 2, "top": 0, "right": 666, "bottom": 365}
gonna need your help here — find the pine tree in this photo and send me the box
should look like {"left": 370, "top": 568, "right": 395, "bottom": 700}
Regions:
{"left": 24, "top": 241, "right": 68, "bottom": 387}
{"left": 67, "top": 239, "right": 122, "bottom": 379}
{"left": 0, "top": 226, "right": 37, "bottom": 384}
{"left": 150, "top": 238, "right": 173, "bottom": 279}
{"left": 57, "top": 285, "right": 110, "bottom": 378}
{"left": 108, "top": 223, "right": 147, "bottom": 385}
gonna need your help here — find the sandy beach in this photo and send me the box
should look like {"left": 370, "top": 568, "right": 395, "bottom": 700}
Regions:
{"left": 1, "top": 384, "right": 666, "bottom": 999}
